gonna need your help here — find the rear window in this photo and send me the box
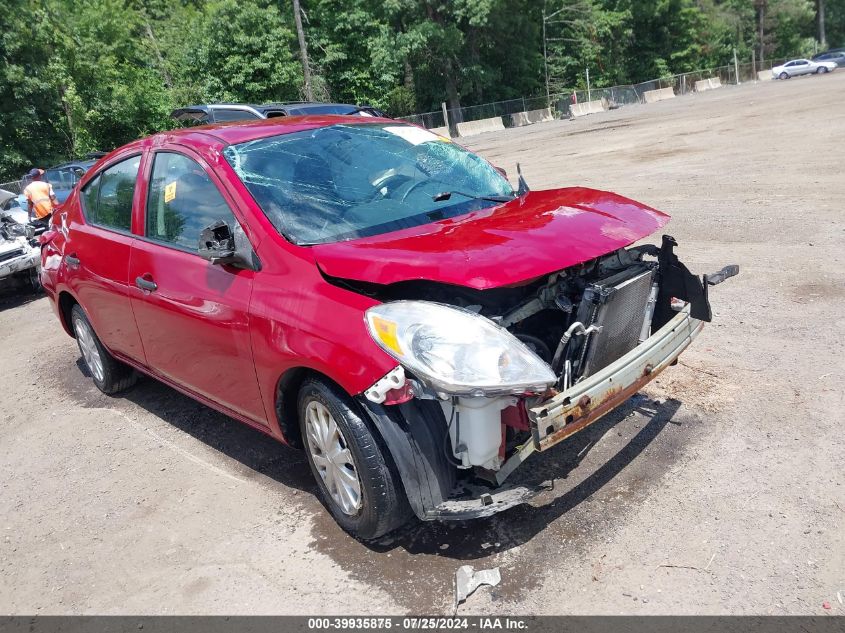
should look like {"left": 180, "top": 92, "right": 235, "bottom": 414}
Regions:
{"left": 284, "top": 104, "right": 358, "bottom": 116}
{"left": 212, "top": 109, "right": 261, "bottom": 122}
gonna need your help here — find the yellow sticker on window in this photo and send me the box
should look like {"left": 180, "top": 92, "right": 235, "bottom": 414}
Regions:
{"left": 164, "top": 181, "right": 177, "bottom": 203}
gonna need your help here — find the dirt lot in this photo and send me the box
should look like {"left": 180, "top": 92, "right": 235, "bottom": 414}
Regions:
{"left": 1, "top": 73, "right": 843, "bottom": 616}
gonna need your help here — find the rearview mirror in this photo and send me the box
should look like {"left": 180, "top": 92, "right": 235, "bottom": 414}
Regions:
{"left": 198, "top": 220, "right": 258, "bottom": 270}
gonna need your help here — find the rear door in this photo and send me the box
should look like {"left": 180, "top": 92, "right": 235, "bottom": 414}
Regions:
{"left": 128, "top": 147, "right": 266, "bottom": 423}
{"left": 66, "top": 154, "right": 147, "bottom": 363}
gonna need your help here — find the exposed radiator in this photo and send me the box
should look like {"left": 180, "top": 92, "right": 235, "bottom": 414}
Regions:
{"left": 575, "top": 264, "right": 656, "bottom": 378}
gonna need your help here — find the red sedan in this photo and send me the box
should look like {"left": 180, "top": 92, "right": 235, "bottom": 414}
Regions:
{"left": 40, "top": 117, "right": 736, "bottom": 539}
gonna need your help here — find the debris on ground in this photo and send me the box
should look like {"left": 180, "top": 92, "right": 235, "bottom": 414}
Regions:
{"left": 455, "top": 565, "right": 501, "bottom": 606}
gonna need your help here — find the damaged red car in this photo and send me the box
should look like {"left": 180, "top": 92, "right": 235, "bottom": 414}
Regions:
{"left": 40, "top": 117, "right": 737, "bottom": 539}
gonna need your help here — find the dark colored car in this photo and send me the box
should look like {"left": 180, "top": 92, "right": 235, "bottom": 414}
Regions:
{"left": 811, "top": 49, "right": 845, "bottom": 67}
{"left": 43, "top": 159, "right": 97, "bottom": 204}
{"left": 40, "top": 116, "right": 736, "bottom": 539}
{"left": 170, "top": 102, "right": 387, "bottom": 125}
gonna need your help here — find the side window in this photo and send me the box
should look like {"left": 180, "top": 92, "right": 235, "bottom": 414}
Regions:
{"left": 146, "top": 152, "right": 236, "bottom": 251}
{"left": 80, "top": 156, "right": 140, "bottom": 232}
{"left": 82, "top": 175, "right": 100, "bottom": 215}
{"left": 212, "top": 109, "right": 260, "bottom": 122}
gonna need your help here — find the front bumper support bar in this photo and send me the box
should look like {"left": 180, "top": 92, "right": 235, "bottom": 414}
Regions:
{"left": 528, "top": 304, "right": 705, "bottom": 452}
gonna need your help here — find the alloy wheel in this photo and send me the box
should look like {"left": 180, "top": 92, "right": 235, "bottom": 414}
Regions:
{"left": 304, "top": 400, "right": 363, "bottom": 515}
{"left": 73, "top": 314, "right": 105, "bottom": 383}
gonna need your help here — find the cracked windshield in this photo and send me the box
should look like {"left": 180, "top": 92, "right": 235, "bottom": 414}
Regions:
{"left": 223, "top": 123, "right": 513, "bottom": 245}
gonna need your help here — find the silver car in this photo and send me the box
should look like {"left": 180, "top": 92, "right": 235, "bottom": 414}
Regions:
{"left": 772, "top": 58, "right": 837, "bottom": 79}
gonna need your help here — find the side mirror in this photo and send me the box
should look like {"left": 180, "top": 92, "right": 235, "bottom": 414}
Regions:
{"left": 198, "top": 220, "right": 259, "bottom": 270}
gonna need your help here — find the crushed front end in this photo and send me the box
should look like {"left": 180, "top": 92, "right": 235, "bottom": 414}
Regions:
{"left": 355, "top": 235, "right": 737, "bottom": 521}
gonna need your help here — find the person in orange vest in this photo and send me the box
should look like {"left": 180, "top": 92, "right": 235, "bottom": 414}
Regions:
{"left": 23, "top": 168, "right": 58, "bottom": 227}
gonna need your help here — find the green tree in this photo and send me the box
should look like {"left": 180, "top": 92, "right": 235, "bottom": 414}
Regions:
{"left": 193, "top": 0, "right": 302, "bottom": 103}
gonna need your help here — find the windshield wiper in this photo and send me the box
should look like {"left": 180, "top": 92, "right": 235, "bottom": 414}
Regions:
{"left": 432, "top": 190, "right": 515, "bottom": 204}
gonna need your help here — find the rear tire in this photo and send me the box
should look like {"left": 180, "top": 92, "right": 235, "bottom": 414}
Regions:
{"left": 298, "top": 378, "right": 412, "bottom": 540}
{"left": 71, "top": 304, "right": 137, "bottom": 394}
{"left": 818, "top": 67, "right": 829, "bottom": 74}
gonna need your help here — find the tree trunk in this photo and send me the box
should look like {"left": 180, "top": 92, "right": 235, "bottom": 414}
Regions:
{"left": 143, "top": 19, "right": 173, "bottom": 90}
{"left": 443, "top": 57, "right": 462, "bottom": 122}
{"left": 755, "top": 1, "right": 766, "bottom": 64}
{"left": 423, "top": 1, "right": 462, "bottom": 118}
{"left": 403, "top": 59, "right": 414, "bottom": 92}
{"left": 817, "top": 0, "right": 827, "bottom": 49}
{"left": 292, "top": 0, "right": 314, "bottom": 101}
{"left": 57, "top": 84, "right": 77, "bottom": 158}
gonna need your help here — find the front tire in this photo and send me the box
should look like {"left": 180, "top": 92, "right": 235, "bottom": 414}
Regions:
{"left": 71, "top": 304, "right": 137, "bottom": 394}
{"left": 779, "top": 72, "right": 789, "bottom": 80}
{"left": 298, "top": 378, "right": 411, "bottom": 540}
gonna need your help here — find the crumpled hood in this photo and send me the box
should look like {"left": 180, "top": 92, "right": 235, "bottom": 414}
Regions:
{"left": 312, "top": 187, "right": 670, "bottom": 290}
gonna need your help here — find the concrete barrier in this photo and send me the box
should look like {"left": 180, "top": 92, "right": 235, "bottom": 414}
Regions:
{"left": 510, "top": 107, "right": 554, "bottom": 127}
{"left": 643, "top": 87, "right": 675, "bottom": 104}
{"left": 569, "top": 99, "right": 606, "bottom": 118}
{"left": 428, "top": 126, "right": 450, "bottom": 137}
{"left": 694, "top": 77, "right": 723, "bottom": 92}
{"left": 455, "top": 116, "right": 505, "bottom": 137}
{"left": 757, "top": 70, "right": 772, "bottom": 81}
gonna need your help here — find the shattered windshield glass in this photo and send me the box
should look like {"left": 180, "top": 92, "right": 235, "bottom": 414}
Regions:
{"left": 223, "top": 123, "right": 514, "bottom": 245}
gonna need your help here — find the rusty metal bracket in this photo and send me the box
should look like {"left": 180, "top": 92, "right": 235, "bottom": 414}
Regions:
{"left": 529, "top": 304, "right": 705, "bottom": 451}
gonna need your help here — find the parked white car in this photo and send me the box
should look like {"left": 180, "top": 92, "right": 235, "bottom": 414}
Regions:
{"left": 0, "top": 189, "right": 41, "bottom": 293}
{"left": 772, "top": 59, "right": 837, "bottom": 79}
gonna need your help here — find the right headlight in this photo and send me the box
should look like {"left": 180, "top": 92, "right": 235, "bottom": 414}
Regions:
{"left": 365, "top": 301, "right": 556, "bottom": 397}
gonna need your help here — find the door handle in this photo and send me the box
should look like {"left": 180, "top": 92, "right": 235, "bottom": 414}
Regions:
{"left": 135, "top": 275, "right": 157, "bottom": 292}
{"left": 65, "top": 253, "right": 80, "bottom": 267}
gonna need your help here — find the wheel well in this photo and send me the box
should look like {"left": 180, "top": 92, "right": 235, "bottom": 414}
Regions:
{"left": 58, "top": 291, "right": 78, "bottom": 337}
{"left": 275, "top": 367, "right": 351, "bottom": 449}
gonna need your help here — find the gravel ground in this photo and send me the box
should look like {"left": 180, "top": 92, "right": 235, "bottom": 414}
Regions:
{"left": 0, "top": 72, "right": 843, "bottom": 615}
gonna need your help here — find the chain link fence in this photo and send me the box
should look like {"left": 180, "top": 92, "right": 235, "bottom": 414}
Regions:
{"left": 399, "top": 57, "right": 793, "bottom": 135}
{"left": 0, "top": 180, "right": 24, "bottom": 195}
{"left": 0, "top": 180, "right": 25, "bottom": 195}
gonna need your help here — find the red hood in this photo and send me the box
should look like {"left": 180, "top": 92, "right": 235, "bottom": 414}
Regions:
{"left": 311, "top": 187, "right": 670, "bottom": 290}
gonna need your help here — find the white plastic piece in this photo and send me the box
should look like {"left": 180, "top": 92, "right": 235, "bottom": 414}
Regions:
{"left": 364, "top": 366, "right": 406, "bottom": 404}
{"left": 440, "top": 396, "right": 515, "bottom": 470}
{"left": 455, "top": 565, "right": 501, "bottom": 606}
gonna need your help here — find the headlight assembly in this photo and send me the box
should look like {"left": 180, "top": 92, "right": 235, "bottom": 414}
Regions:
{"left": 365, "top": 301, "right": 556, "bottom": 396}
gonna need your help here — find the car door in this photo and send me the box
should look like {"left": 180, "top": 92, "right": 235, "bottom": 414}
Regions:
{"left": 66, "top": 154, "right": 147, "bottom": 363}
{"left": 128, "top": 147, "right": 267, "bottom": 423}
{"left": 796, "top": 60, "right": 811, "bottom": 75}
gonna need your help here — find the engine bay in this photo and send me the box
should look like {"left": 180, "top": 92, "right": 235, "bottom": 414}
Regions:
{"left": 341, "top": 235, "right": 732, "bottom": 479}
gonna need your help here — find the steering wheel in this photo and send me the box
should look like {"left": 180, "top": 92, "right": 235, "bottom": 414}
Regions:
{"left": 398, "top": 179, "right": 433, "bottom": 203}
{"left": 369, "top": 173, "right": 413, "bottom": 201}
